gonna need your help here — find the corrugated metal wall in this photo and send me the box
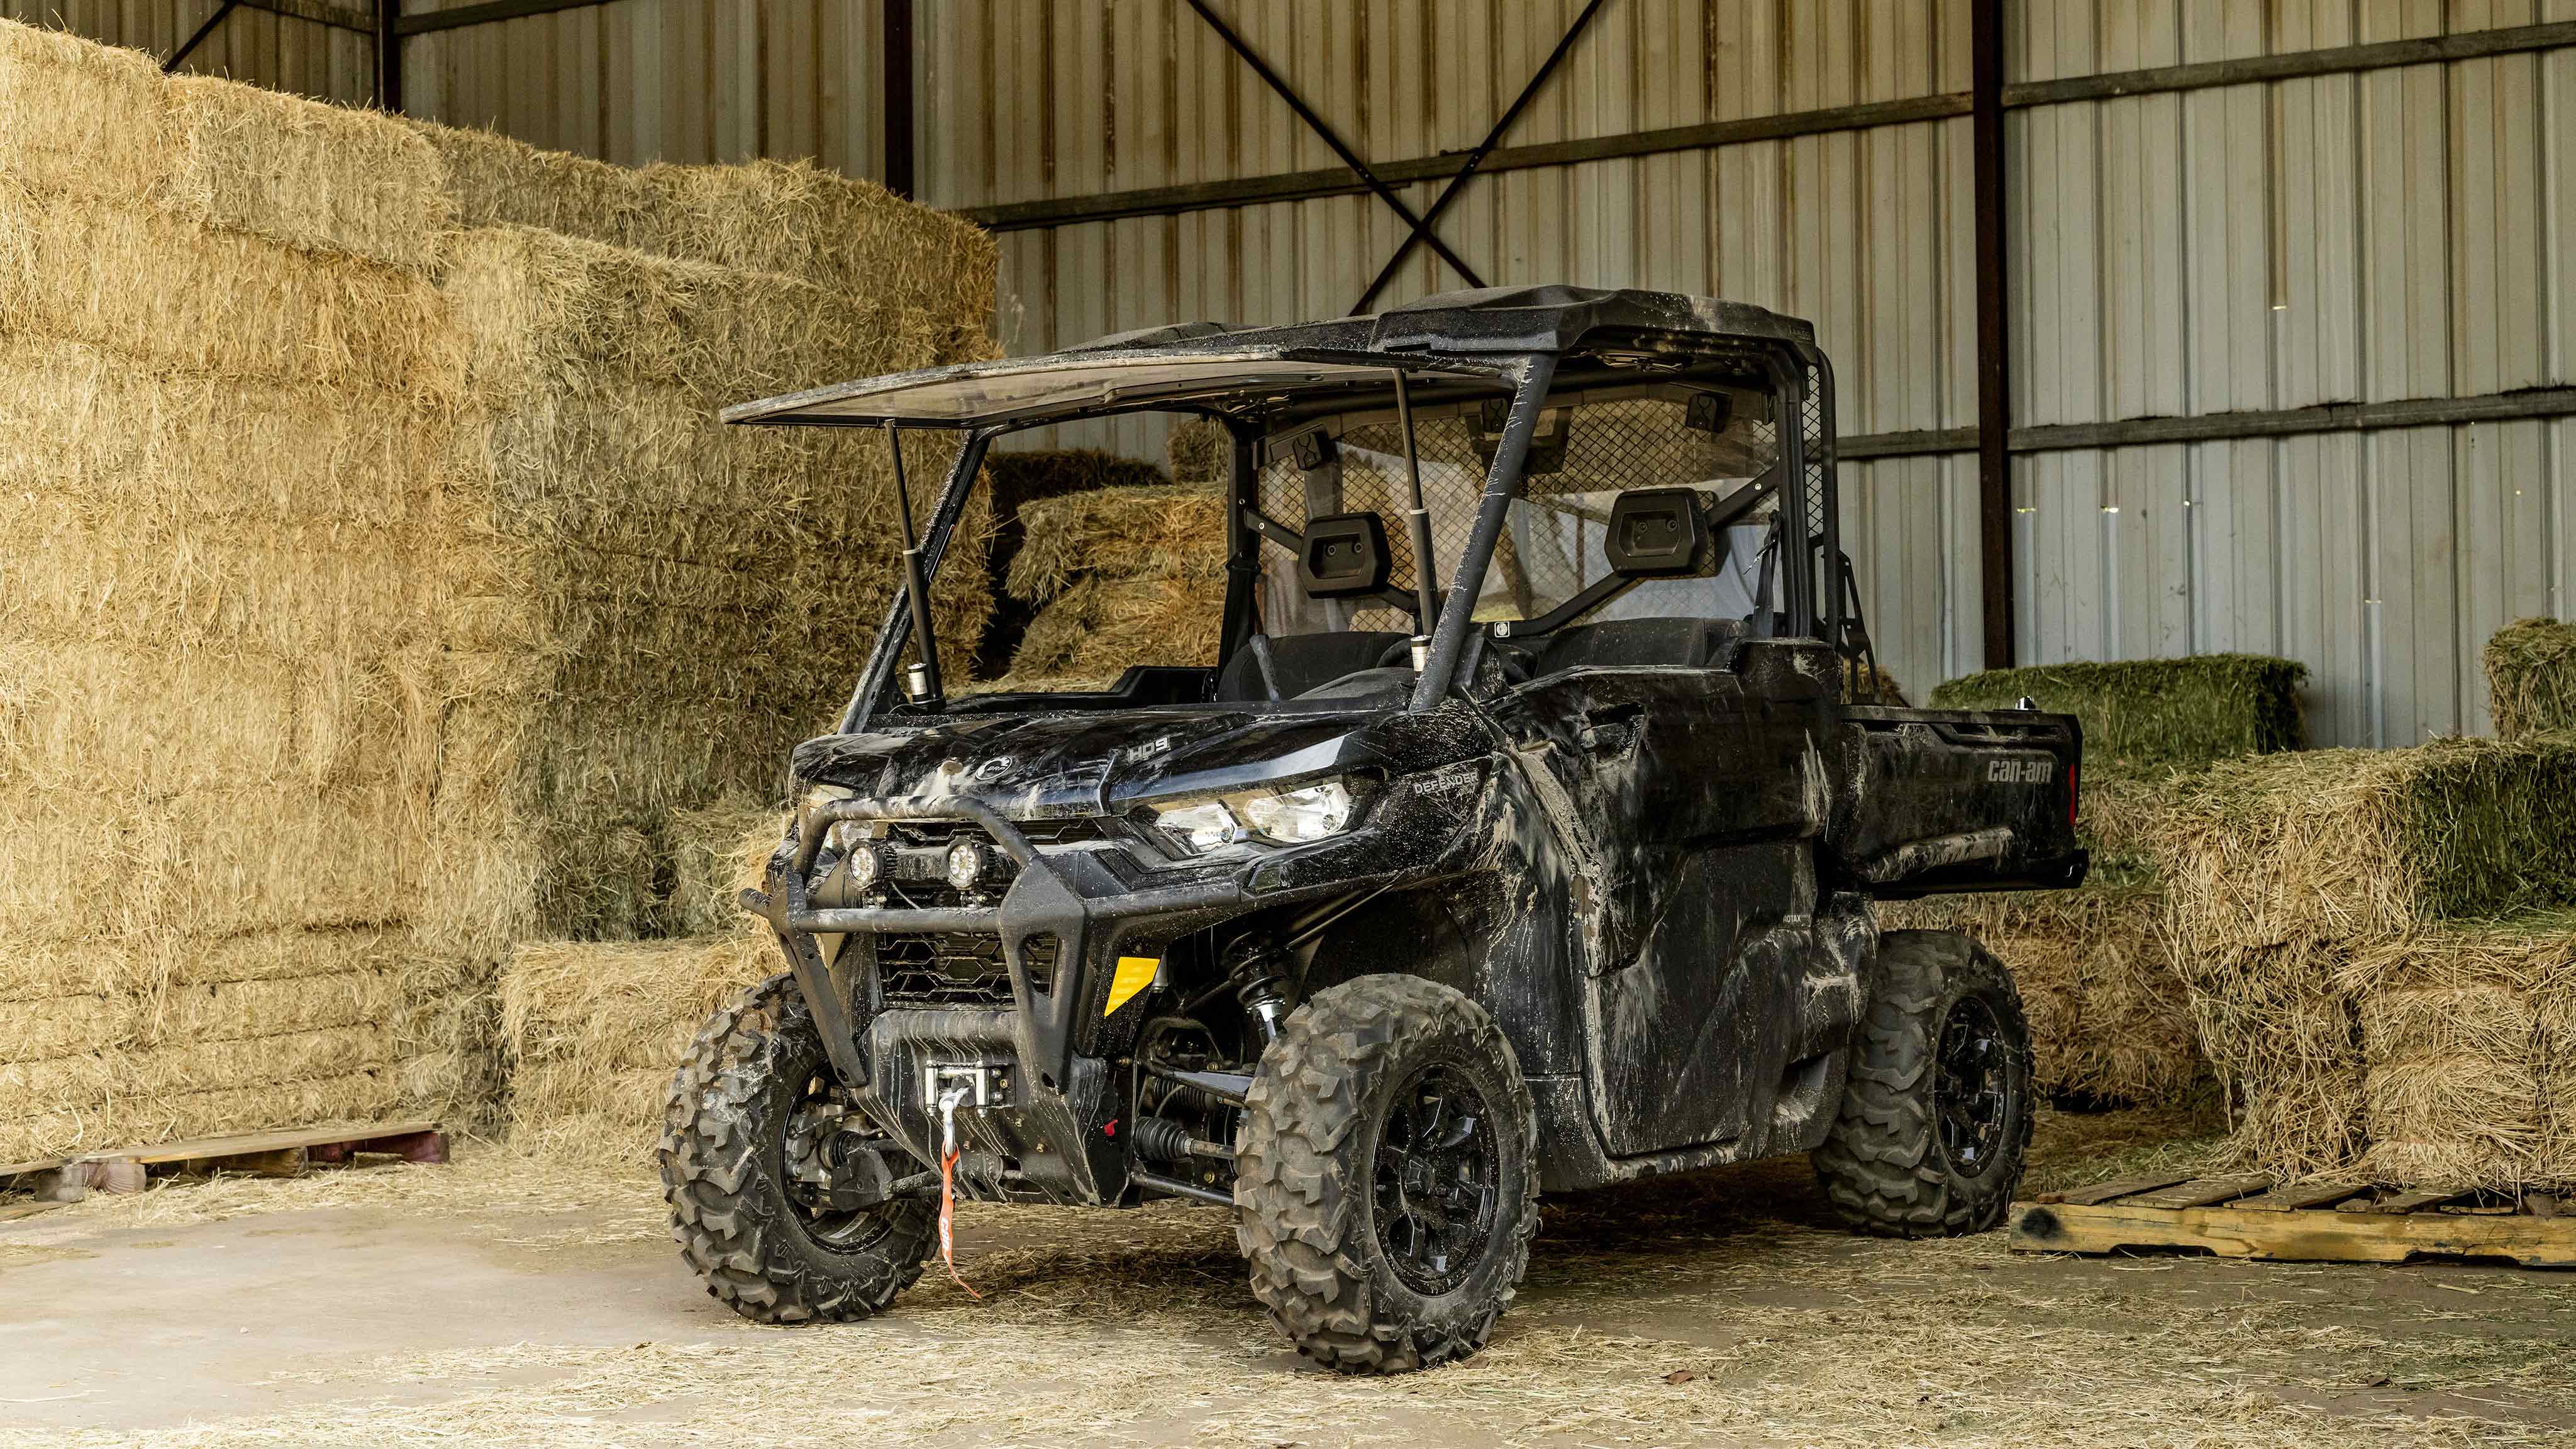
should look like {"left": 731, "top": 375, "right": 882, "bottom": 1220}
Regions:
{"left": 4, "top": 0, "right": 376, "bottom": 104}
{"left": 13, "top": 0, "right": 2573, "bottom": 741}
{"left": 914, "top": 0, "right": 2572, "bottom": 745}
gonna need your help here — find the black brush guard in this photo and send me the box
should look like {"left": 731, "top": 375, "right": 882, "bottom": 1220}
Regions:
{"left": 740, "top": 792, "right": 1257, "bottom": 1203}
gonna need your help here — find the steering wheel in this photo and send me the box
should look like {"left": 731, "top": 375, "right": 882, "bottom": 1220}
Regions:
{"left": 1373, "top": 638, "right": 1418, "bottom": 670}
{"left": 1485, "top": 636, "right": 1536, "bottom": 684}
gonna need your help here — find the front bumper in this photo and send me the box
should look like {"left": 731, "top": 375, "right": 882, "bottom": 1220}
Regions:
{"left": 741, "top": 794, "right": 1263, "bottom": 1205}
{"left": 740, "top": 765, "right": 1488, "bottom": 1204}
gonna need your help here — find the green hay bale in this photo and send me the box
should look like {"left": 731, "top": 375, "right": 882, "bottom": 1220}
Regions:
{"left": 2151, "top": 738, "right": 2576, "bottom": 952}
{"left": 1929, "top": 655, "right": 2306, "bottom": 778}
{"left": 2485, "top": 617, "right": 2576, "bottom": 741}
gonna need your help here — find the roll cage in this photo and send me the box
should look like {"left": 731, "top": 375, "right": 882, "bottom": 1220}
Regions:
{"left": 722, "top": 286, "right": 1874, "bottom": 728}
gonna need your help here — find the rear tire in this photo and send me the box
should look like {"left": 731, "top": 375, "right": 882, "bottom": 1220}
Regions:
{"left": 1811, "top": 930, "right": 2032, "bottom": 1237}
{"left": 660, "top": 974, "right": 935, "bottom": 1323}
{"left": 1233, "top": 975, "right": 1539, "bottom": 1374}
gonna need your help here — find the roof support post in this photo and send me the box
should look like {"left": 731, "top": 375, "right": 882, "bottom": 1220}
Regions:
{"left": 1182, "top": 0, "right": 1487, "bottom": 291}
{"left": 1972, "top": 0, "right": 2014, "bottom": 669}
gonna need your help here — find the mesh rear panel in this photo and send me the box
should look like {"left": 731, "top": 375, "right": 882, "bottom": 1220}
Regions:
{"left": 1253, "top": 395, "right": 1779, "bottom": 633}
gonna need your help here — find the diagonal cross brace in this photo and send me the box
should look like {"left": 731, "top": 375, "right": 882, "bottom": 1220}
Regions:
{"left": 1183, "top": 0, "right": 1487, "bottom": 292}
{"left": 1352, "top": 0, "right": 1606, "bottom": 313}
{"left": 165, "top": 0, "right": 247, "bottom": 72}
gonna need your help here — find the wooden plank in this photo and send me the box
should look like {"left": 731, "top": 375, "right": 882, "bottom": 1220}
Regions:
{"left": 75, "top": 1120, "right": 440, "bottom": 1169}
{"left": 0, "top": 1157, "right": 67, "bottom": 1182}
{"left": 2012, "top": 1199, "right": 2576, "bottom": 1267}
{"left": 2339, "top": 1188, "right": 2463, "bottom": 1216}
{"left": 0, "top": 1201, "right": 65, "bottom": 1222}
{"left": 2041, "top": 1170, "right": 2198, "bottom": 1207}
{"left": 2117, "top": 1174, "right": 2275, "bottom": 1210}
{"left": 2229, "top": 1180, "right": 2372, "bottom": 1213}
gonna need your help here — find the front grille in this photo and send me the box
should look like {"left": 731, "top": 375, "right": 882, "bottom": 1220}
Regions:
{"left": 875, "top": 931, "right": 1060, "bottom": 1006}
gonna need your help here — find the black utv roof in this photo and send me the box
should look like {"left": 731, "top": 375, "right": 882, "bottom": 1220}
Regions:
{"left": 723, "top": 285, "right": 1816, "bottom": 430}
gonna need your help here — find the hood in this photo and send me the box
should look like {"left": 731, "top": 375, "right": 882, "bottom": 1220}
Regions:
{"left": 789, "top": 708, "right": 1409, "bottom": 819}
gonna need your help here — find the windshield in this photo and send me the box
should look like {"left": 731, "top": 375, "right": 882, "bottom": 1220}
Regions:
{"left": 924, "top": 375, "right": 1795, "bottom": 715}
{"left": 1253, "top": 386, "right": 1781, "bottom": 637}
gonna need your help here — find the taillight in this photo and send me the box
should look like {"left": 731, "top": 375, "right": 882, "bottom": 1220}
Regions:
{"left": 2067, "top": 758, "right": 2080, "bottom": 829}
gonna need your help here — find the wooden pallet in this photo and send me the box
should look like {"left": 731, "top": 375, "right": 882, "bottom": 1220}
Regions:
{"left": 5, "top": 1121, "right": 445, "bottom": 1205}
{"left": 2012, "top": 1173, "right": 2576, "bottom": 1267}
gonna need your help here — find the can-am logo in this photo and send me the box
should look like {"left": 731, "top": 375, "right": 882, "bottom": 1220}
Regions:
{"left": 1986, "top": 758, "right": 2053, "bottom": 784}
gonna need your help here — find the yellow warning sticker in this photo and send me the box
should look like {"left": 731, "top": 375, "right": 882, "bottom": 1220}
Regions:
{"left": 1103, "top": 955, "right": 1160, "bottom": 1016}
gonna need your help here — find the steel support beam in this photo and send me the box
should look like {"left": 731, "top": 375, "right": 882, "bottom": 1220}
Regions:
{"left": 963, "top": 20, "right": 2576, "bottom": 233}
{"left": 1970, "top": 0, "right": 2012, "bottom": 670}
{"left": 1181, "top": 0, "right": 1485, "bottom": 289}
{"left": 1837, "top": 386, "right": 2576, "bottom": 461}
{"left": 164, "top": 0, "right": 247, "bottom": 72}
{"left": 1349, "top": 0, "right": 1603, "bottom": 313}
{"left": 375, "top": 0, "right": 401, "bottom": 112}
{"left": 238, "top": 0, "right": 375, "bottom": 32}
{"left": 882, "top": 0, "right": 916, "bottom": 199}
{"left": 394, "top": 0, "right": 620, "bottom": 36}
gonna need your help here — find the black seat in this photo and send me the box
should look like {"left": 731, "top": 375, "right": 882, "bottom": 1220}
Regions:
{"left": 1532, "top": 617, "right": 1743, "bottom": 676}
{"left": 1215, "top": 631, "right": 1409, "bottom": 702}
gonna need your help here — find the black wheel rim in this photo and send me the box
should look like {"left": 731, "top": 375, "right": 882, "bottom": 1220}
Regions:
{"left": 782, "top": 1074, "right": 899, "bottom": 1252}
{"left": 1935, "top": 996, "right": 2015, "bottom": 1177}
{"left": 1371, "top": 1063, "right": 1500, "bottom": 1296}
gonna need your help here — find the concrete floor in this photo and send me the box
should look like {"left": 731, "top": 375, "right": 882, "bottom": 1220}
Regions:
{"left": 3, "top": 1113, "right": 2573, "bottom": 1448}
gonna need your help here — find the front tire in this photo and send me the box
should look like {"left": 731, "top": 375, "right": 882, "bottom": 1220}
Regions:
{"left": 659, "top": 974, "right": 935, "bottom": 1323}
{"left": 1233, "top": 975, "right": 1540, "bottom": 1374}
{"left": 1811, "top": 930, "right": 2033, "bottom": 1236}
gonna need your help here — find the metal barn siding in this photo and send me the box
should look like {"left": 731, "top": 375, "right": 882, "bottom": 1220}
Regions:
{"left": 4, "top": 0, "right": 376, "bottom": 105}
{"left": 402, "top": 0, "right": 893, "bottom": 174}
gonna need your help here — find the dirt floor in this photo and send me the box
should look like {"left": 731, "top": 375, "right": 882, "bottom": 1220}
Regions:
{"left": 3, "top": 1106, "right": 2572, "bottom": 1448}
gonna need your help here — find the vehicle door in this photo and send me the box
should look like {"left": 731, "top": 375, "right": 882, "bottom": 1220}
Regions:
{"left": 1492, "top": 629, "right": 1836, "bottom": 1158}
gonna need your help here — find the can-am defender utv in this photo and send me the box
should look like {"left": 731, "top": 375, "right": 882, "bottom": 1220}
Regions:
{"left": 664, "top": 286, "right": 2086, "bottom": 1372}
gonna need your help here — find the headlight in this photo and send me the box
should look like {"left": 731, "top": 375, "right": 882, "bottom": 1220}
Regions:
{"left": 1238, "top": 780, "right": 1352, "bottom": 843}
{"left": 1152, "top": 798, "right": 1242, "bottom": 854}
{"left": 1145, "top": 778, "right": 1358, "bottom": 856}
{"left": 846, "top": 841, "right": 882, "bottom": 890}
{"left": 946, "top": 840, "right": 987, "bottom": 890}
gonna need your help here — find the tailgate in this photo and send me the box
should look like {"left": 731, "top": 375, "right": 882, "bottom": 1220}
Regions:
{"left": 1832, "top": 708, "right": 2086, "bottom": 897}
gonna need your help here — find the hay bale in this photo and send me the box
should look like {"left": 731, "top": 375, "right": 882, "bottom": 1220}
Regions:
{"left": 2150, "top": 738, "right": 2576, "bottom": 951}
{"left": 668, "top": 800, "right": 781, "bottom": 937}
{"left": 0, "top": 19, "right": 174, "bottom": 204}
{"left": 500, "top": 936, "right": 770, "bottom": 1163}
{"left": 1883, "top": 883, "right": 2200, "bottom": 1108}
{"left": 2486, "top": 617, "right": 2576, "bottom": 741}
{"left": 1929, "top": 655, "right": 2306, "bottom": 777}
{"left": 1009, "top": 575, "right": 1228, "bottom": 682}
{"left": 0, "top": 25, "right": 999, "bottom": 1158}
{"left": 411, "top": 123, "right": 997, "bottom": 331}
{"left": 1167, "top": 418, "right": 1230, "bottom": 484}
{"left": 166, "top": 76, "right": 453, "bottom": 267}
{"left": 0, "top": 183, "right": 459, "bottom": 395}
{"left": 1006, "top": 483, "right": 1229, "bottom": 604}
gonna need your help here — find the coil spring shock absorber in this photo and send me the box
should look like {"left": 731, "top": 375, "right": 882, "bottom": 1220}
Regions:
{"left": 1223, "top": 935, "right": 1292, "bottom": 1045}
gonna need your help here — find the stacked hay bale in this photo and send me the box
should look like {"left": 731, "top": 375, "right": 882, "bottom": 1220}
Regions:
{"left": 1882, "top": 655, "right": 2309, "bottom": 1108}
{"left": 2486, "top": 617, "right": 2576, "bottom": 741}
{"left": 971, "top": 450, "right": 1171, "bottom": 677}
{"left": 420, "top": 223, "right": 995, "bottom": 1112}
{"left": 0, "top": 23, "right": 999, "bottom": 1158}
{"left": 2149, "top": 737, "right": 2576, "bottom": 1187}
{"left": 0, "top": 24, "right": 458, "bottom": 1160}
{"left": 498, "top": 799, "right": 779, "bottom": 1161}
{"left": 999, "top": 483, "right": 1230, "bottom": 687}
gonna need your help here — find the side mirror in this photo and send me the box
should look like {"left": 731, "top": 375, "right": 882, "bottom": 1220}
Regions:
{"left": 1299, "top": 513, "right": 1392, "bottom": 599}
{"left": 1604, "top": 487, "right": 1708, "bottom": 578}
